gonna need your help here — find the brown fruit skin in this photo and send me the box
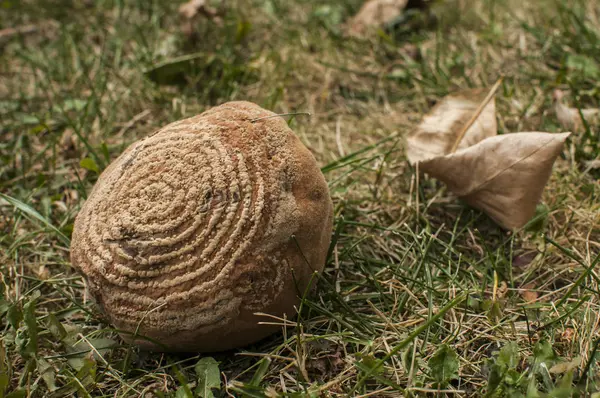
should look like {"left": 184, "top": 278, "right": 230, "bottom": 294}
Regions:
{"left": 70, "top": 101, "right": 333, "bottom": 352}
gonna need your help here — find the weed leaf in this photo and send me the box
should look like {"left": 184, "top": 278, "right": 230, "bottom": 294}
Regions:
{"left": 80, "top": 157, "right": 99, "bottom": 173}
{"left": 429, "top": 344, "right": 459, "bottom": 387}
{"left": 497, "top": 342, "right": 519, "bottom": 369}
{"left": 23, "top": 299, "right": 38, "bottom": 357}
{"left": 566, "top": 54, "right": 600, "bottom": 79}
{"left": 47, "top": 314, "right": 67, "bottom": 340}
{"left": 144, "top": 53, "right": 210, "bottom": 85}
{"left": 37, "top": 358, "right": 57, "bottom": 391}
{"left": 486, "top": 342, "right": 522, "bottom": 397}
{"left": 0, "top": 193, "right": 70, "bottom": 245}
{"left": 195, "top": 357, "right": 220, "bottom": 398}
{"left": 5, "top": 389, "right": 26, "bottom": 398}
{"left": 7, "top": 304, "right": 22, "bottom": 330}
{"left": 249, "top": 358, "right": 271, "bottom": 387}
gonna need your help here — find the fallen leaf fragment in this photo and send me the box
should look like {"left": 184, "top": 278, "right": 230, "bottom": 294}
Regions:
{"left": 419, "top": 132, "right": 570, "bottom": 230}
{"left": 512, "top": 252, "right": 537, "bottom": 268}
{"left": 585, "top": 159, "right": 600, "bottom": 170}
{"left": 0, "top": 24, "right": 38, "bottom": 40}
{"left": 557, "top": 328, "right": 576, "bottom": 344}
{"left": 0, "top": 21, "right": 58, "bottom": 48}
{"left": 496, "top": 281, "right": 508, "bottom": 300}
{"left": 346, "top": 0, "right": 409, "bottom": 36}
{"left": 407, "top": 89, "right": 497, "bottom": 164}
{"left": 144, "top": 53, "right": 211, "bottom": 85}
{"left": 552, "top": 89, "right": 599, "bottom": 132}
{"left": 519, "top": 282, "right": 538, "bottom": 303}
{"left": 179, "top": 0, "right": 219, "bottom": 19}
{"left": 60, "top": 128, "right": 79, "bottom": 159}
{"left": 37, "top": 265, "right": 50, "bottom": 280}
{"left": 178, "top": 0, "right": 222, "bottom": 37}
{"left": 549, "top": 356, "right": 581, "bottom": 374}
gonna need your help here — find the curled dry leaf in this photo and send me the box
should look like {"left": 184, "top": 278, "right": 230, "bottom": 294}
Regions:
{"left": 346, "top": 0, "right": 408, "bottom": 36}
{"left": 496, "top": 281, "right": 508, "bottom": 300}
{"left": 419, "top": 132, "right": 570, "bottom": 230}
{"left": 407, "top": 87, "right": 570, "bottom": 230}
{"left": 407, "top": 89, "right": 496, "bottom": 164}
{"left": 552, "top": 89, "right": 599, "bottom": 132}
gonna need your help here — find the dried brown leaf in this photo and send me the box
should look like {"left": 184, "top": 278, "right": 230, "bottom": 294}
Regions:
{"left": 178, "top": 0, "right": 222, "bottom": 37}
{"left": 60, "top": 128, "right": 79, "bottom": 159}
{"left": 557, "top": 328, "right": 576, "bottom": 345}
{"left": 512, "top": 252, "right": 537, "bottom": 268}
{"left": 496, "top": 281, "right": 508, "bottom": 299}
{"left": 552, "top": 89, "right": 599, "bottom": 132}
{"left": 585, "top": 159, "right": 600, "bottom": 170}
{"left": 519, "top": 282, "right": 538, "bottom": 303}
{"left": 420, "top": 132, "right": 570, "bottom": 230}
{"left": 549, "top": 356, "right": 581, "bottom": 374}
{"left": 37, "top": 265, "right": 50, "bottom": 280}
{"left": 179, "top": 0, "right": 218, "bottom": 19}
{"left": 346, "top": 0, "right": 409, "bottom": 36}
{"left": 407, "top": 89, "right": 497, "bottom": 164}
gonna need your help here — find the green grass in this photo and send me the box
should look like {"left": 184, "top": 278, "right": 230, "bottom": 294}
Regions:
{"left": 1, "top": 0, "right": 600, "bottom": 396}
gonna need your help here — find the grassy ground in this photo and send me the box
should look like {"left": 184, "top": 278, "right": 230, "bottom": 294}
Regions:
{"left": 1, "top": 0, "right": 600, "bottom": 396}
